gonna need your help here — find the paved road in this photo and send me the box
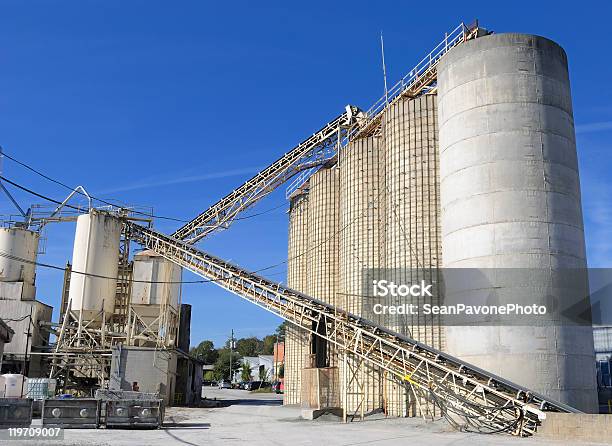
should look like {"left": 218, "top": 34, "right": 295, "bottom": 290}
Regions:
{"left": 6, "top": 389, "right": 606, "bottom": 445}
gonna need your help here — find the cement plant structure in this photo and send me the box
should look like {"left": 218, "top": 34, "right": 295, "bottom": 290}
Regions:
{"left": 284, "top": 28, "right": 597, "bottom": 417}
{"left": 0, "top": 21, "right": 601, "bottom": 437}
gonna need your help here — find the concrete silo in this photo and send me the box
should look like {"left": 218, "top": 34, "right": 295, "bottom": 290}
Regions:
{"left": 0, "top": 227, "right": 39, "bottom": 300}
{"left": 382, "top": 94, "right": 443, "bottom": 416}
{"left": 437, "top": 33, "right": 597, "bottom": 411}
{"left": 338, "top": 135, "right": 384, "bottom": 415}
{"left": 68, "top": 210, "right": 122, "bottom": 324}
{"left": 284, "top": 191, "right": 310, "bottom": 405}
{"left": 306, "top": 167, "right": 340, "bottom": 367}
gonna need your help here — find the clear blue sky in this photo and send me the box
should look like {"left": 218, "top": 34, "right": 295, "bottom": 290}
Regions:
{"left": 1, "top": 1, "right": 611, "bottom": 349}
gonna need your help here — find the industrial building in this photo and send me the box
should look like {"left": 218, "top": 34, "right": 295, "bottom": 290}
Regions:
{"left": 0, "top": 21, "right": 607, "bottom": 439}
{"left": 0, "top": 207, "right": 201, "bottom": 405}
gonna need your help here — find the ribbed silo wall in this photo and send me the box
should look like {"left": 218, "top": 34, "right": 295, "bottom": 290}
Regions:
{"left": 339, "top": 135, "right": 385, "bottom": 414}
{"left": 382, "top": 94, "right": 444, "bottom": 416}
{"left": 438, "top": 33, "right": 597, "bottom": 412}
{"left": 307, "top": 167, "right": 340, "bottom": 368}
{"left": 284, "top": 191, "right": 311, "bottom": 405}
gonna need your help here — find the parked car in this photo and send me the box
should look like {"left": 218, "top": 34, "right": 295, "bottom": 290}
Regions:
{"left": 271, "top": 381, "right": 284, "bottom": 394}
{"left": 217, "top": 380, "right": 231, "bottom": 389}
{"left": 245, "top": 381, "right": 271, "bottom": 391}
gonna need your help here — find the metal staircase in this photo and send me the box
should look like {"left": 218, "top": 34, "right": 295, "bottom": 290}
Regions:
{"left": 127, "top": 221, "right": 577, "bottom": 436}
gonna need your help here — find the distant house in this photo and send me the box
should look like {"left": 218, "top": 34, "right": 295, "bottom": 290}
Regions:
{"left": 234, "top": 355, "right": 275, "bottom": 382}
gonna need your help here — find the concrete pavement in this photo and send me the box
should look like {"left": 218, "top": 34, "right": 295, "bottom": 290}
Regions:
{"left": 5, "top": 388, "right": 606, "bottom": 445}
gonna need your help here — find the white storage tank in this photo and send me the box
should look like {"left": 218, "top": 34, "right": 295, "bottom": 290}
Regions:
{"left": 131, "top": 249, "right": 181, "bottom": 309}
{"left": 68, "top": 210, "right": 121, "bottom": 322}
{"left": 0, "top": 227, "right": 39, "bottom": 300}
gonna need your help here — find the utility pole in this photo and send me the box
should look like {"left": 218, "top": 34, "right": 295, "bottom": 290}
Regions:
{"left": 229, "top": 329, "right": 234, "bottom": 383}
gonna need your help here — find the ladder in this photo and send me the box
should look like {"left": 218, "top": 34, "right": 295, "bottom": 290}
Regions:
{"left": 171, "top": 106, "right": 360, "bottom": 244}
{"left": 126, "top": 221, "right": 578, "bottom": 436}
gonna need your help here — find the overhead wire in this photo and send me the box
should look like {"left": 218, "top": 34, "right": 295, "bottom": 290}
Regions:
{"left": 0, "top": 150, "right": 287, "bottom": 223}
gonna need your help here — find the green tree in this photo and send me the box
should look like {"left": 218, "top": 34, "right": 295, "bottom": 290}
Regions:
{"left": 275, "top": 322, "right": 287, "bottom": 341}
{"left": 214, "top": 348, "right": 242, "bottom": 380}
{"left": 262, "top": 335, "right": 276, "bottom": 355}
{"left": 240, "top": 361, "right": 252, "bottom": 382}
{"left": 190, "top": 340, "right": 218, "bottom": 364}
{"left": 235, "top": 337, "right": 263, "bottom": 357}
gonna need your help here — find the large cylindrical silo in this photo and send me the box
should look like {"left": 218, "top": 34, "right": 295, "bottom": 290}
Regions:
{"left": 307, "top": 166, "right": 340, "bottom": 370}
{"left": 383, "top": 94, "right": 443, "bottom": 416}
{"left": 284, "top": 191, "right": 310, "bottom": 405}
{"left": 68, "top": 210, "right": 121, "bottom": 323}
{"left": 438, "top": 33, "right": 597, "bottom": 411}
{"left": 0, "top": 227, "right": 39, "bottom": 300}
{"left": 339, "top": 135, "right": 384, "bottom": 414}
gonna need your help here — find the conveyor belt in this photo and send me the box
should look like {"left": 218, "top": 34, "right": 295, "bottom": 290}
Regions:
{"left": 127, "top": 221, "right": 578, "bottom": 436}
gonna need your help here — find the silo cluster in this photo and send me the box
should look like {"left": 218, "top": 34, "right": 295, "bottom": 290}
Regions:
{"left": 285, "top": 32, "right": 598, "bottom": 414}
{"left": 284, "top": 99, "right": 444, "bottom": 415}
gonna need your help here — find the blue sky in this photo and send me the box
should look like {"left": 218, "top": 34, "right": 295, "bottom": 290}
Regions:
{"left": 1, "top": 1, "right": 611, "bottom": 349}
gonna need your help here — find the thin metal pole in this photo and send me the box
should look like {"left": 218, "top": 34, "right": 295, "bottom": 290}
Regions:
{"left": 381, "top": 31, "right": 389, "bottom": 104}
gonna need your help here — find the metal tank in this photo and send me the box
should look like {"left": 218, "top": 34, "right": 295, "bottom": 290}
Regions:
{"left": 0, "top": 227, "right": 39, "bottom": 300}
{"left": 284, "top": 190, "right": 310, "bottom": 405}
{"left": 382, "top": 94, "right": 444, "bottom": 416}
{"left": 68, "top": 210, "right": 121, "bottom": 323}
{"left": 438, "top": 33, "right": 597, "bottom": 411}
{"left": 338, "top": 135, "right": 384, "bottom": 414}
{"left": 306, "top": 167, "right": 340, "bottom": 372}
{"left": 131, "top": 249, "right": 181, "bottom": 309}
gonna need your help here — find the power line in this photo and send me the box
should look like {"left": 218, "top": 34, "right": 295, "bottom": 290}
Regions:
{"left": 1, "top": 152, "right": 391, "bottom": 285}
{"left": 0, "top": 248, "right": 285, "bottom": 285}
{"left": 0, "top": 149, "right": 287, "bottom": 224}
{"left": 0, "top": 175, "right": 292, "bottom": 277}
